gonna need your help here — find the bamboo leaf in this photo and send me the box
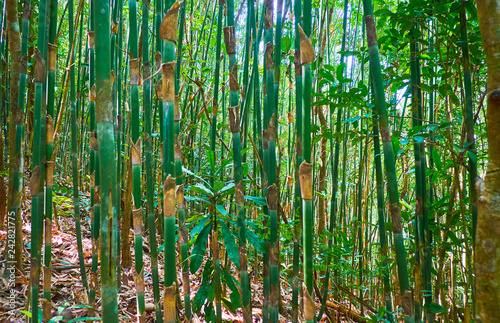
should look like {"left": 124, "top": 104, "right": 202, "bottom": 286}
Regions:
{"left": 246, "top": 229, "right": 266, "bottom": 253}
{"left": 219, "top": 218, "right": 240, "bottom": 269}
{"left": 192, "top": 260, "right": 212, "bottom": 312}
{"left": 467, "top": 150, "right": 478, "bottom": 164}
{"left": 423, "top": 302, "right": 447, "bottom": 314}
{"left": 190, "top": 220, "right": 212, "bottom": 274}
{"left": 433, "top": 149, "right": 443, "bottom": 171}
{"left": 244, "top": 195, "right": 267, "bottom": 206}
{"left": 188, "top": 183, "right": 214, "bottom": 196}
{"left": 217, "top": 182, "right": 235, "bottom": 196}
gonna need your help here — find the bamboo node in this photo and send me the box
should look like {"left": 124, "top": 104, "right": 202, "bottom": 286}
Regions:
{"left": 163, "top": 176, "right": 176, "bottom": 217}
{"left": 264, "top": 0, "right": 274, "bottom": 29}
{"left": 266, "top": 184, "right": 278, "bottom": 210}
{"left": 30, "top": 166, "right": 41, "bottom": 196}
{"left": 175, "top": 96, "right": 180, "bottom": 121}
{"left": 294, "top": 50, "right": 302, "bottom": 76}
{"left": 143, "top": 61, "right": 151, "bottom": 80}
{"left": 365, "top": 15, "right": 378, "bottom": 47}
{"left": 46, "top": 115, "right": 55, "bottom": 144}
{"left": 298, "top": 25, "right": 315, "bottom": 65}
{"left": 161, "top": 62, "right": 176, "bottom": 101}
{"left": 176, "top": 185, "right": 185, "bottom": 209}
{"left": 90, "top": 84, "right": 96, "bottom": 102}
{"left": 130, "top": 59, "right": 141, "bottom": 85}
{"left": 265, "top": 42, "right": 274, "bottom": 69}
{"left": 88, "top": 31, "right": 95, "bottom": 49}
{"left": 235, "top": 181, "right": 245, "bottom": 204}
{"left": 163, "top": 283, "right": 177, "bottom": 323}
{"left": 33, "top": 48, "right": 46, "bottom": 82}
{"left": 160, "top": 2, "right": 181, "bottom": 43}
{"left": 223, "top": 26, "right": 237, "bottom": 55}
{"left": 299, "top": 161, "right": 313, "bottom": 200}
{"left": 302, "top": 283, "right": 315, "bottom": 321}
{"left": 229, "top": 62, "right": 240, "bottom": 92}
{"left": 228, "top": 106, "right": 241, "bottom": 133}
{"left": 175, "top": 138, "right": 183, "bottom": 160}
{"left": 48, "top": 43, "right": 57, "bottom": 72}
{"left": 133, "top": 209, "right": 143, "bottom": 236}
{"left": 131, "top": 139, "right": 142, "bottom": 166}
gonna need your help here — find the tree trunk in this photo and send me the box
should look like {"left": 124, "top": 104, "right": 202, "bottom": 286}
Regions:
{"left": 476, "top": 0, "right": 500, "bottom": 321}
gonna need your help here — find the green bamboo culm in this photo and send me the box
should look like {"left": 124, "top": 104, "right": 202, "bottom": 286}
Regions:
{"left": 162, "top": 176, "right": 177, "bottom": 323}
{"left": 228, "top": 103, "right": 252, "bottom": 322}
{"left": 317, "top": 1, "right": 349, "bottom": 316}
{"left": 426, "top": 16, "right": 436, "bottom": 323}
{"left": 160, "top": 2, "right": 178, "bottom": 179}
{"left": 291, "top": 0, "right": 302, "bottom": 319}
{"left": 10, "top": 0, "right": 30, "bottom": 272}
{"left": 67, "top": 0, "right": 89, "bottom": 308}
{"left": 211, "top": 1, "right": 224, "bottom": 321}
{"left": 177, "top": 185, "right": 191, "bottom": 320}
{"left": 30, "top": 0, "right": 49, "bottom": 314}
{"left": 372, "top": 109, "right": 394, "bottom": 322}
{"left": 158, "top": 8, "right": 180, "bottom": 312}
{"left": 298, "top": 0, "right": 315, "bottom": 314}
{"left": 128, "top": 0, "right": 146, "bottom": 317}
{"left": 94, "top": 0, "right": 119, "bottom": 321}
{"left": 43, "top": 0, "right": 58, "bottom": 315}
{"left": 113, "top": 0, "right": 124, "bottom": 291}
{"left": 263, "top": 0, "right": 279, "bottom": 321}
{"left": 299, "top": 161, "right": 315, "bottom": 323}
{"left": 409, "top": 25, "right": 425, "bottom": 322}
{"left": 223, "top": 0, "right": 247, "bottom": 320}
{"left": 362, "top": 2, "right": 414, "bottom": 321}
{"left": 87, "top": 0, "right": 102, "bottom": 314}
{"left": 459, "top": 0, "right": 477, "bottom": 315}
{"left": 142, "top": 0, "right": 162, "bottom": 320}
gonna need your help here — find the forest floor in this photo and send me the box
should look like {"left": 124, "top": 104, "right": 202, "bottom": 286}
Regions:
{"left": 0, "top": 189, "right": 367, "bottom": 323}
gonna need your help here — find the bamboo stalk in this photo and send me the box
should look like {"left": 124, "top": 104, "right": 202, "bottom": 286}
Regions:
{"left": 291, "top": 0, "right": 302, "bottom": 319}
{"left": 362, "top": 3, "right": 413, "bottom": 321}
{"left": 95, "top": 0, "right": 119, "bottom": 320}
{"left": 142, "top": 0, "right": 162, "bottom": 320}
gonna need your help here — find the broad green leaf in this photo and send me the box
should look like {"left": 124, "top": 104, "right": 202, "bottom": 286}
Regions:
{"left": 190, "top": 216, "right": 210, "bottom": 238}
{"left": 223, "top": 269, "right": 242, "bottom": 311}
{"left": 184, "top": 195, "right": 210, "bottom": 204}
{"left": 215, "top": 204, "right": 229, "bottom": 217}
{"left": 190, "top": 220, "right": 212, "bottom": 274}
{"left": 281, "top": 35, "right": 291, "bottom": 53}
{"left": 374, "top": 8, "right": 393, "bottom": 17}
{"left": 392, "top": 136, "right": 400, "bottom": 155}
{"left": 467, "top": 150, "right": 478, "bottom": 164}
{"left": 49, "top": 316, "right": 65, "bottom": 323}
{"left": 189, "top": 183, "right": 213, "bottom": 196}
{"left": 336, "top": 63, "right": 346, "bottom": 81}
{"left": 219, "top": 218, "right": 240, "bottom": 270}
{"left": 216, "top": 158, "right": 233, "bottom": 176}
{"left": 182, "top": 166, "right": 210, "bottom": 186}
{"left": 213, "top": 181, "right": 225, "bottom": 194}
{"left": 423, "top": 301, "right": 447, "bottom": 314}
{"left": 192, "top": 260, "right": 212, "bottom": 312}
{"left": 344, "top": 115, "right": 361, "bottom": 124}
{"left": 433, "top": 149, "right": 443, "bottom": 171}
{"left": 414, "top": 136, "right": 424, "bottom": 143}
{"left": 246, "top": 229, "right": 265, "bottom": 253}
{"left": 319, "top": 68, "right": 335, "bottom": 83}
{"left": 206, "top": 150, "right": 215, "bottom": 175}
{"left": 218, "top": 182, "right": 235, "bottom": 196}
{"left": 245, "top": 195, "right": 267, "bottom": 206}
